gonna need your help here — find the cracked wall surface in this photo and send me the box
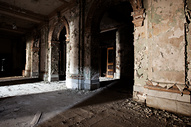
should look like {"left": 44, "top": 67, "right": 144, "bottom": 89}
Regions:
{"left": 134, "top": 0, "right": 185, "bottom": 92}
{"left": 133, "top": 0, "right": 191, "bottom": 116}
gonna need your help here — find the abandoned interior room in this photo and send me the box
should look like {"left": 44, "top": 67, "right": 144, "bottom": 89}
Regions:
{"left": 0, "top": 0, "right": 191, "bottom": 126}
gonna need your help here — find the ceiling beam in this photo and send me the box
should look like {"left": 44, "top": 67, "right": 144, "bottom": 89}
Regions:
{"left": 48, "top": 0, "right": 76, "bottom": 18}
{"left": 0, "top": 1, "right": 48, "bottom": 23}
{"left": 0, "top": 24, "right": 30, "bottom": 34}
{"left": 0, "top": 27, "right": 25, "bottom": 34}
{"left": 58, "top": 0, "right": 69, "bottom": 3}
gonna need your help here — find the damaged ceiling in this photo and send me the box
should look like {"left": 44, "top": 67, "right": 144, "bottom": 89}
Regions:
{"left": 0, "top": 0, "right": 74, "bottom": 36}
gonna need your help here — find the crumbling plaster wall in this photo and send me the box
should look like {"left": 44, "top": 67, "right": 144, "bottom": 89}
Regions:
{"left": 148, "top": 0, "right": 185, "bottom": 84}
{"left": 134, "top": 0, "right": 186, "bottom": 101}
{"left": 40, "top": 24, "right": 48, "bottom": 81}
{"left": 25, "top": 35, "right": 33, "bottom": 77}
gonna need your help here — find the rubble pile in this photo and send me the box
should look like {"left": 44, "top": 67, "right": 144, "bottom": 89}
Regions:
{"left": 125, "top": 98, "right": 191, "bottom": 127}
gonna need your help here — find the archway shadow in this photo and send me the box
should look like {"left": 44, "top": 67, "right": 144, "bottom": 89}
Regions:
{"left": 72, "top": 79, "right": 133, "bottom": 108}
{"left": 0, "top": 77, "right": 40, "bottom": 86}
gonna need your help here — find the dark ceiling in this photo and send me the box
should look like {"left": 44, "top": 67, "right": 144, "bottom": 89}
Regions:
{"left": 0, "top": 0, "right": 74, "bottom": 37}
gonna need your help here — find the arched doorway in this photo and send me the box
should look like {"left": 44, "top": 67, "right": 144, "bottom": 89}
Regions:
{"left": 48, "top": 17, "right": 69, "bottom": 81}
{"left": 85, "top": 0, "right": 134, "bottom": 88}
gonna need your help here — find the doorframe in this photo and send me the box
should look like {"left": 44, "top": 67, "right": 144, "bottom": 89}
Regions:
{"left": 106, "top": 47, "right": 114, "bottom": 78}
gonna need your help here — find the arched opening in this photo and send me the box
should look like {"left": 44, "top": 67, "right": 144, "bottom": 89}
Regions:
{"left": 58, "top": 27, "right": 67, "bottom": 80}
{"left": 86, "top": 0, "right": 134, "bottom": 88}
{"left": 48, "top": 16, "right": 69, "bottom": 81}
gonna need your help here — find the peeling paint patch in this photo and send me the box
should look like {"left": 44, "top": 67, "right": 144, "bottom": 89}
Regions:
{"left": 168, "top": 28, "right": 183, "bottom": 39}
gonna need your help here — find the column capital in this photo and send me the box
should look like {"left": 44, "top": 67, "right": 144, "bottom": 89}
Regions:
{"left": 32, "top": 47, "right": 40, "bottom": 52}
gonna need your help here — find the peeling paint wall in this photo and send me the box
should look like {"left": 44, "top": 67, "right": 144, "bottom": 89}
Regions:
{"left": 134, "top": 0, "right": 185, "bottom": 95}
{"left": 25, "top": 35, "right": 32, "bottom": 77}
{"left": 133, "top": 0, "right": 191, "bottom": 116}
{"left": 148, "top": 0, "right": 185, "bottom": 84}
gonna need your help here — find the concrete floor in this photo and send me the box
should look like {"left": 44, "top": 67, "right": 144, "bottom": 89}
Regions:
{"left": 0, "top": 81, "right": 101, "bottom": 127}
{"left": 0, "top": 80, "right": 190, "bottom": 127}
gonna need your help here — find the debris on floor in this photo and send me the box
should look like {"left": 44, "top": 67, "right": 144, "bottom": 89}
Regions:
{"left": 30, "top": 111, "right": 42, "bottom": 127}
{"left": 0, "top": 80, "right": 190, "bottom": 127}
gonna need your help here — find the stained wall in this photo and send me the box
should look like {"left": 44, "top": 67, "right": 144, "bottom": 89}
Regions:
{"left": 133, "top": 0, "right": 191, "bottom": 116}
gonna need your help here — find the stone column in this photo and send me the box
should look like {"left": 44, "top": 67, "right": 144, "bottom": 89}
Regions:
{"left": 114, "top": 30, "right": 121, "bottom": 79}
{"left": 40, "top": 25, "right": 48, "bottom": 81}
{"left": 66, "top": 19, "right": 81, "bottom": 89}
{"left": 31, "top": 39, "right": 40, "bottom": 77}
{"left": 83, "top": 31, "right": 92, "bottom": 89}
{"left": 90, "top": 34, "right": 100, "bottom": 89}
{"left": 50, "top": 41, "right": 60, "bottom": 81}
{"left": 25, "top": 36, "right": 32, "bottom": 77}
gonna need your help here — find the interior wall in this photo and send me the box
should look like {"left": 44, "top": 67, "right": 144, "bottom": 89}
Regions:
{"left": 132, "top": 0, "right": 191, "bottom": 116}
{"left": 134, "top": 0, "right": 185, "bottom": 98}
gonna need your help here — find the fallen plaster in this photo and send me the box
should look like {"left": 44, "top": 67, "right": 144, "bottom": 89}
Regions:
{"left": 146, "top": 80, "right": 188, "bottom": 93}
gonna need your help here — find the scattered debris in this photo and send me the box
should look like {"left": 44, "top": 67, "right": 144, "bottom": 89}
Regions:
{"left": 30, "top": 112, "right": 42, "bottom": 127}
{"left": 125, "top": 98, "right": 191, "bottom": 126}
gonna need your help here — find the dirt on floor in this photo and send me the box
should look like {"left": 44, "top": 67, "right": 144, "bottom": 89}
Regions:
{"left": 38, "top": 80, "right": 191, "bottom": 127}
{"left": 0, "top": 80, "right": 191, "bottom": 127}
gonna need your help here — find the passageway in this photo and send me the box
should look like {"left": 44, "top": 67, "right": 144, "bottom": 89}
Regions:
{"left": 95, "top": 1, "right": 134, "bottom": 85}
{"left": 0, "top": 32, "right": 26, "bottom": 78}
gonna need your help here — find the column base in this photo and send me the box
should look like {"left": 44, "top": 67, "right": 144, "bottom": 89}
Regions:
{"left": 31, "top": 72, "right": 39, "bottom": 78}
{"left": 84, "top": 79, "right": 100, "bottom": 90}
{"left": 66, "top": 78, "right": 100, "bottom": 90}
{"left": 39, "top": 72, "right": 48, "bottom": 81}
{"left": 50, "top": 74, "right": 59, "bottom": 81}
{"left": 114, "top": 73, "right": 120, "bottom": 79}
